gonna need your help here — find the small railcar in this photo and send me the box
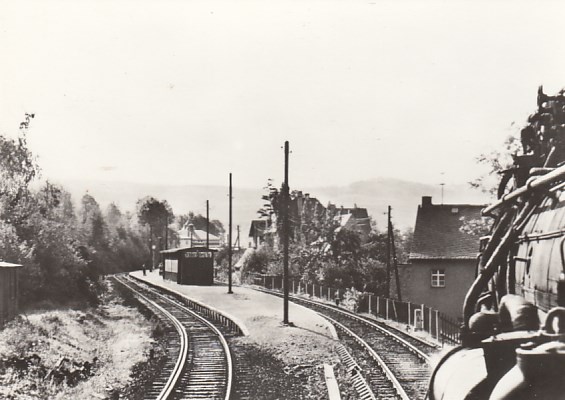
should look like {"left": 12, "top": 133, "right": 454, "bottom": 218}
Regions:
{"left": 161, "top": 247, "right": 215, "bottom": 285}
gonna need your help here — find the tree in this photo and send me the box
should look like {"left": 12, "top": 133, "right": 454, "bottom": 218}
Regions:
{"left": 79, "top": 193, "right": 108, "bottom": 249}
{"left": 470, "top": 135, "right": 521, "bottom": 197}
{"left": 136, "top": 197, "right": 174, "bottom": 264}
{"left": 0, "top": 127, "right": 39, "bottom": 216}
{"left": 136, "top": 197, "right": 173, "bottom": 237}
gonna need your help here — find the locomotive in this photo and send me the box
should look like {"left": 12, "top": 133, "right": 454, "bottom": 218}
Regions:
{"left": 429, "top": 87, "right": 565, "bottom": 399}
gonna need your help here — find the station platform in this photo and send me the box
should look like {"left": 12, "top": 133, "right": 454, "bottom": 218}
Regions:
{"left": 129, "top": 270, "right": 338, "bottom": 361}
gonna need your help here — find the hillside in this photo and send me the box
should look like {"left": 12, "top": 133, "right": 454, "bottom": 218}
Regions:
{"left": 310, "top": 178, "right": 491, "bottom": 230}
{"left": 48, "top": 177, "right": 492, "bottom": 245}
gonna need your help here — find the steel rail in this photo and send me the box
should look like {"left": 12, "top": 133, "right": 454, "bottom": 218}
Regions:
{"left": 249, "top": 285, "right": 432, "bottom": 362}
{"left": 323, "top": 314, "right": 409, "bottom": 400}
{"left": 123, "top": 275, "right": 234, "bottom": 400}
{"left": 297, "top": 295, "right": 431, "bottom": 363}
{"left": 115, "top": 276, "right": 189, "bottom": 400}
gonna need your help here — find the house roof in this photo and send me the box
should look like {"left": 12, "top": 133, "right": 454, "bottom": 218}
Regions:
{"left": 409, "top": 197, "right": 485, "bottom": 260}
{"left": 338, "top": 207, "right": 369, "bottom": 219}
{"left": 178, "top": 228, "right": 220, "bottom": 241}
{"left": 249, "top": 219, "right": 269, "bottom": 237}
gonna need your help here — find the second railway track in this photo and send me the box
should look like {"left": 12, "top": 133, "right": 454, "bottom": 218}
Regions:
{"left": 114, "top": 275, "right": 233, "bottom": 400}
{"left": 253, "top": 286, "right": 436, "bottom": 399}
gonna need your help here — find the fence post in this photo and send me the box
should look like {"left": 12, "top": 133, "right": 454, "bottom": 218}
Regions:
{"left": 376, "top": 296, "right": 380, "bottom": 316}
{"left": 429, "top": 307, "right": 433, "bottom": 336}
{"left": 313, "top": 284, "right": 315, "bottom": 297}
{"left": 421, "top": 303, "right": 425, "bottom": 329}
{"left": 408, "top": 302, "right": 411, "bottom": 326}
{"left": 292, "top": 280, "right": 295, "bottom": 294}
{"left": 368, "top": 294, "right": 372, "bottom": 314}
{"left": 263, "top": 275, "right": 265, "bottom": 287}
{"left": 272, "top": 276, "right": 275, "bottom": 289}
{"left": 386, "top": 298, "right": 389, "bottom": 320}
{"left": 435, "top": 310, "right": 439, "bottom": 340}
{"left": 320, "top": 285, "right": 323, "bottom": 298}
{"left": 328, "top": 287, "right": 330, "bottom": 300}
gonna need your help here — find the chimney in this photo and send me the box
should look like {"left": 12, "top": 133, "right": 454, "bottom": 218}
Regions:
{"left": 305, "top": 193, "right": 310, "bottom": 199}
{"left": 422, "top": 196, "right": 432, "bottom": 208}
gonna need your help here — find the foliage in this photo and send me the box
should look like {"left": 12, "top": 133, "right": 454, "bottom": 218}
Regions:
{"left": 340, "top": 287, "right": 362, "bottom": 312}
{"left": 0, "top": 120, "right": 156, "bottom": 307}
{"left": 459, "top": 215, "right": 493, "bottom": 237}
{"left": 136, "top": 197, "right": 172, "bottom": 238}
{"left": 469, "top": 135, "right": 521, "bottom": 197}
{"left": 0, "top": 131, "right": 39, "bottom": 209}
{"left": 244, "top": 247, "right": 272, "bottom": 274}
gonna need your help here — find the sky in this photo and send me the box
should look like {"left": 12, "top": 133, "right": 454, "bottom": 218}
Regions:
{"left": 1, "top": 0, "right": 565, "bottom": 191}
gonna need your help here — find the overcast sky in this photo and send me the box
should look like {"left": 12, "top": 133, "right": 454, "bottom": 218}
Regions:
{"left": 1, "top": 0, "right": 565, "bottom": 190}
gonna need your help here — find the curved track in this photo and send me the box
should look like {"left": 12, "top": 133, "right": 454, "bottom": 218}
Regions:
{"left": 256, "top": 287, "right": 435, "bottom": 399}
{"left": 115, "top": 275, "right": 233, "bottom": 400}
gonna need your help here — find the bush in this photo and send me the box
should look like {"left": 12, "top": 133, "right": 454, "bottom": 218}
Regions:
{"left": 341, "top": 288, "right": 361, "bottom": 313}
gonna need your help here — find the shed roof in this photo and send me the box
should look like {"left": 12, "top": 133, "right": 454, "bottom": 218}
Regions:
{"left": 0, "top": 262, "right": 22, "bottom": 268}
{"left": 409, "top": 197, "right": 485, "bottom": 260}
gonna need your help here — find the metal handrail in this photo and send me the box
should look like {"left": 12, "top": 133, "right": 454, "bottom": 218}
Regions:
{"left": 483, "top": 164, "right": 565, "bottom": 215}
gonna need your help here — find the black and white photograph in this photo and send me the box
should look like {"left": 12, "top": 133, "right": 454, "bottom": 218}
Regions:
{"left": 1, "top": 0, "right": 565, "bottom": 398}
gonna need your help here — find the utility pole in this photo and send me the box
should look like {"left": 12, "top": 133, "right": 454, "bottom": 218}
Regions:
{"left": 283, "top": 141, "right": 290, "bottom": 325}
{"left": 206, "top": 200, "right": 210, "bottom": 249}
{"left": 386, "top": 206, "right": 391, "bottom": 298}
{"left": 389, "top": 208, "right": 402, "bottom": 302}
{"left": 164, "top": 215, "right": 169, "bottom": 250}
{"left": 228, "top": 173, "right": 233, "bottom": 294}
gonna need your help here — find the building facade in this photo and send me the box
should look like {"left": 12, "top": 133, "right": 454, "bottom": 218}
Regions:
{"left": 178, "top": 223, "right": 222, "bottom": 249}
{"left": 399, "top": 196, "right": 486, "bottom": 320}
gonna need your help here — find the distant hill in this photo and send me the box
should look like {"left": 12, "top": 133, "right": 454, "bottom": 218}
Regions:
{"left": 308, "top": 178, "right": 491, "bottom": 230}
{"left": 46, "top": 177, "right": 492, "bottom": 246}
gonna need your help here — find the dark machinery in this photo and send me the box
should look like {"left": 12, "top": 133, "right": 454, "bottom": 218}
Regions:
{"left": 429, "top": 87, "right": 565, "bottom": 399}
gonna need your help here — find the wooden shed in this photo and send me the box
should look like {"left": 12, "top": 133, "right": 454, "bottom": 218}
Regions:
{"left": 0, "top": 262, "right": 22, "bottom": 328}
{"left": 161, "top": 247, "right": 215, "bottom": 285}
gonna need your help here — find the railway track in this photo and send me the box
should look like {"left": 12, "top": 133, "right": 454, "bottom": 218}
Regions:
{"left": 253, "top": 286, "right": 436, "bottom": 399}
{"left": 114, "top": 275, "right": 233, "bottom": 400}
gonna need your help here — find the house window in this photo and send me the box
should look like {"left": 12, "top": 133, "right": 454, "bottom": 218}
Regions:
{"left": 431, "top": 269, "right": 445, "bottom": 287}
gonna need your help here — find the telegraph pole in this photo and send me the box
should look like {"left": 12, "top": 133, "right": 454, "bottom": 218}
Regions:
{"left": 389, "top": 209, "right": 402, "bottom": 301}
{"left": 164, "top": 215, "right": 169, "bottom": 250}
{"left": 283, "top": 141, "right": 290, "bottom": 325}
{"left": 206, "top": 200, "right": 210, "bottom": 249}
{"left": 386, "top": 206, "right": 391, "bottom": 298}
{"left": 228, "top": 173, "right": 233, "bottom": 294}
